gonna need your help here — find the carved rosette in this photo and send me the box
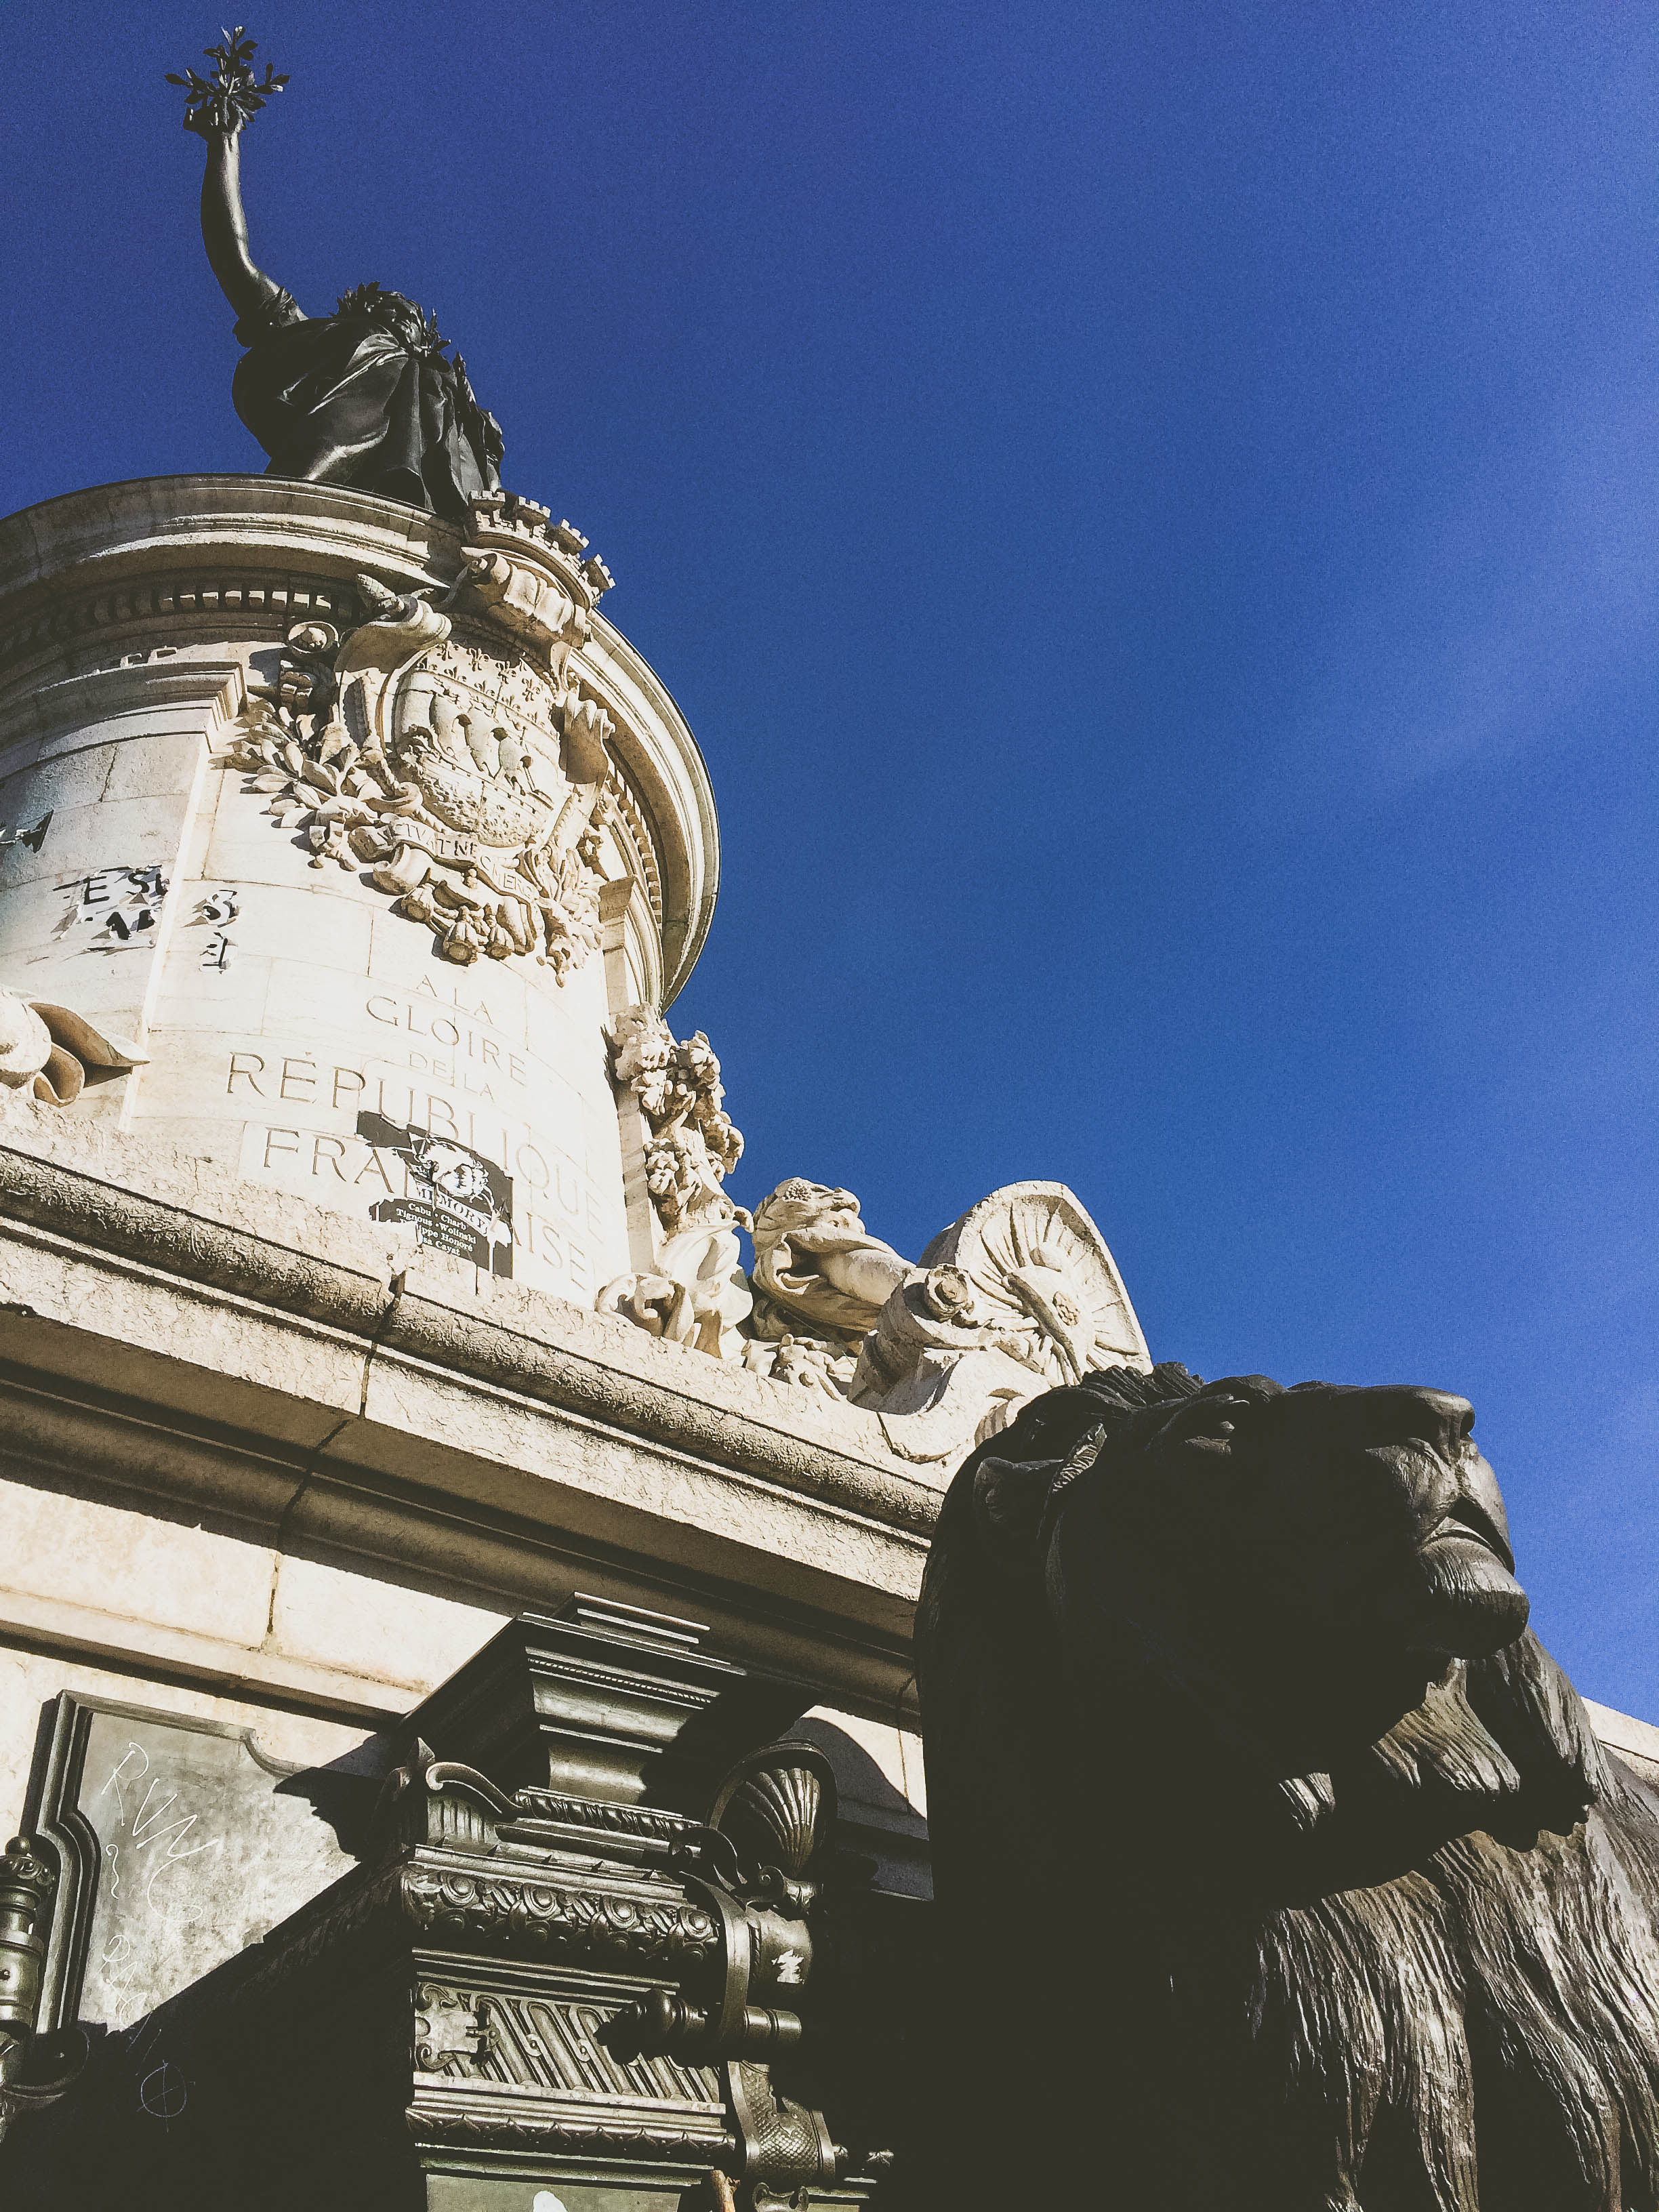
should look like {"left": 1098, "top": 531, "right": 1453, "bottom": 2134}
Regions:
{"left": 222, "top": 493, "right": 621, "bottom": 975}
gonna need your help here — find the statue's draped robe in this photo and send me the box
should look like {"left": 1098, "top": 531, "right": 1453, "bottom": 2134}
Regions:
{"left": 232, "top": 291, "right": 502, "bottom": 521}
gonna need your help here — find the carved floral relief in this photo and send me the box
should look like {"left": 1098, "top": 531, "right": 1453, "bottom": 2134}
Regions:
{"left": 605, "top": 1008, "right": 745, "bottom": 1239}
{"left": 597, "top": 1008, "right": 754, "bottom": 1360}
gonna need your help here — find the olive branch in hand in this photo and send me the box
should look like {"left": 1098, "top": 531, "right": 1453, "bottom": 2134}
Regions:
{"left": 167, "top": 26, "right": 287, "bottom": 136}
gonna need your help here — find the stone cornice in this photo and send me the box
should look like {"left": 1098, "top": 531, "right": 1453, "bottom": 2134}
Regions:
{"left": 0, "top": 1107, "right": 935, "bottom": 1714}
{"left": 0, "top": 659, "right": 246, "bottom": 752}
{"left": 0, "top": 1129, "right": 937, "bottom": 1531}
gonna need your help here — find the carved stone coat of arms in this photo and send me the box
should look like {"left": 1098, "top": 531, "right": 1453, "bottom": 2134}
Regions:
{"left": 226, "top": 493, "right": 623, "bottom": 975}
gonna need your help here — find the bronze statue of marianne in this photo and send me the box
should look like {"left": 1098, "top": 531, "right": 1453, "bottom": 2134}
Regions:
{"left": 167, "top": 29, "right": 504, "bottom": 522}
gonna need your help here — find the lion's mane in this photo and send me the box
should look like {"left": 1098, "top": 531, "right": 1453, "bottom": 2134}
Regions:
{"left": 914, "top": 1363, "right": 1659, "bottom": 2212}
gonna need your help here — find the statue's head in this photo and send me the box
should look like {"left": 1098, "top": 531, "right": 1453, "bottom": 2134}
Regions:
{"left": 336, "top": 283, "right": 434, "bottom": 349}
{"left": 752, "top": 1179, "right": 863, "bottom": 1254}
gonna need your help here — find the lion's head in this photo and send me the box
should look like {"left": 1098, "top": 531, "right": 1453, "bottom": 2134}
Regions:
{"left": 914, "top": 1362, "right": 1659, "bottom": 2212}
{"left": 1045, "top": 1372, "right": 1525, "bottom": 1656}
{"left": 916, "top": 1362, "right": 1619, "bottom": 1902}
{"left": 1042, "top": 1369, "right": 1551, "bottom": 1825}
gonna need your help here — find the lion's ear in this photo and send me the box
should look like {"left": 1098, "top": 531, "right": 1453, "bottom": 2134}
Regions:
{"left": 970, "top": 1422, "right": 1107, "bottom": 1578}
{"left": 970, "top": 1454, "right": 1059, "bottom": 1578}
{"left": 1465, "top": 1629, "right": 1614, "bottom": 1816}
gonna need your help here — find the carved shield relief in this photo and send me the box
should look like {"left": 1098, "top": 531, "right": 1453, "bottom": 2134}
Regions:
{"left": 228, "top": 588, "right": 615, "bottom": 974}
{"left": 394, "top": 632, "right": 566, "bottom": 851}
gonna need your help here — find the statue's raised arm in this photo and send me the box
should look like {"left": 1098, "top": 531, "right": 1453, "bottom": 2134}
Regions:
{"left": 170, "top": 29, "right": 289, "bottom": 321}
{"left": 167, "top": 28, "right": 504, "bottom": 522}
{"left": 194, "top": 114, "right": 283, "bottom": 322}
{"left": 169, "top": 28, "right": 289, "bottom": 321}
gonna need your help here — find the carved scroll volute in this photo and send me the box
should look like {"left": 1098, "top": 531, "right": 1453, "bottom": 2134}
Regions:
{"left": 457, "top": 546, "right": 583, "bottom": 678}
{"left": 447, "top": 494, "right": 611, "bottom": 691}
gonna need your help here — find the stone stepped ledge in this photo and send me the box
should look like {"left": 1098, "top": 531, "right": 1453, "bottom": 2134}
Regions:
{"left": 0, "top": 1103, "right": 934, "bottom": 1717}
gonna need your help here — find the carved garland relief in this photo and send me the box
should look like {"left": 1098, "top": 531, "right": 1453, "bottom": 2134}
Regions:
{"left": 400, "top": 1867, "right": 720, "bottom": 1967}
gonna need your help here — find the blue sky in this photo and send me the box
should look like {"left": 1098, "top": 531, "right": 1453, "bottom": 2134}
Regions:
{"left": 5, "top": 1, "right": 1658, "bottom": 1713}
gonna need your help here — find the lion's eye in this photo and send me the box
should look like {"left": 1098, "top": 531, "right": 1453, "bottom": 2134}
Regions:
{"left": 1216, "top": 1420, "right": 1235, "bottom": 1436}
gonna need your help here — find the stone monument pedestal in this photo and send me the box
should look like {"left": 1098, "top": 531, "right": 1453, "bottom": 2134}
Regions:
{"left": 0, "top": 476, "right": 714, "bottom": 1303}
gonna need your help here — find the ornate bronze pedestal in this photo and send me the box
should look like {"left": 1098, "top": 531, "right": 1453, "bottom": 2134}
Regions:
{"left": 0, "top": 1601, "right": 926, "bottom": 2211}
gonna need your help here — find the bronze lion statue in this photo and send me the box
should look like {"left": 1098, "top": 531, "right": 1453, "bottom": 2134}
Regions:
{"left": 914, "top": 1363, "right": 1659, "bottom": 2212}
